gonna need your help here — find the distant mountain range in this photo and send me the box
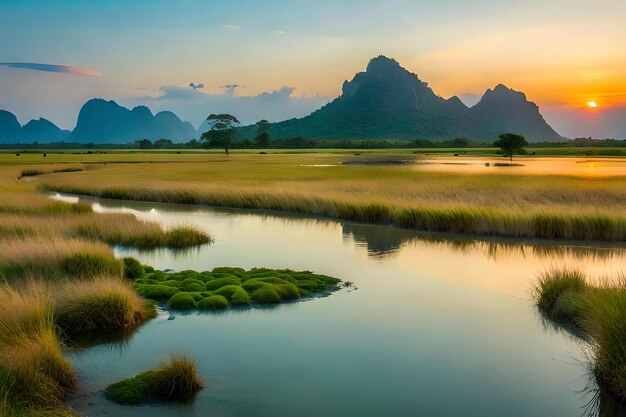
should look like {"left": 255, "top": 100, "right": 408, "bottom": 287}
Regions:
{"left": 0, "top": 56, "right": 562, "bottom": 144}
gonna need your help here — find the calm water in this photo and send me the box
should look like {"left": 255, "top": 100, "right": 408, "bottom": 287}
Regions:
{"left": 59, "top": 195, "right": 626, "bottom": 417}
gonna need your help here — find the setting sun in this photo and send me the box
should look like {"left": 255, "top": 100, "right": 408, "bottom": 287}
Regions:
{"left": 587, "top": 101, "right": 598, "bottom": 108}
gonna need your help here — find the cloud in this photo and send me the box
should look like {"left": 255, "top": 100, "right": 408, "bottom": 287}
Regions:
{"left": 0, "top": 62, "right": 101, "bottom": 76}
{"left": 220, "top": 24, "right": 241, "bottom": 30}
{"left": 220, "top": 84, "right": 239, "bottom": 96}
{"left": 271, "top": 30, "right": 286, "bottom": 35}
{"left": 122, "top": 85, "right": 330, "bottom": 128}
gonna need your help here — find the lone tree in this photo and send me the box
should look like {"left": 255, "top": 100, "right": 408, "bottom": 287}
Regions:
{"left": 494, "top": 133, "right": 528, "bottom": 162}
{"left": 200, "top": 114, "right": 240, "bottom": 155}
{"left": 255, "top": 119, "right": 270, "bottom": 148}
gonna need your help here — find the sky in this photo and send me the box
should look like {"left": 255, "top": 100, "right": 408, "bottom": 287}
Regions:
{"left": 1, "top": 0, "right": 625, "bottom": 138}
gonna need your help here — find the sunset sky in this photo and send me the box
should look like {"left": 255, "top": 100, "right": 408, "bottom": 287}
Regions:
{"left": 1, "top": 0, "right": 625, "bottom": 138}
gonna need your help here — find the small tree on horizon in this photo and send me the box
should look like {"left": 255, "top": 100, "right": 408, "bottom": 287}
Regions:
{"left": 255, "top": 119, "right": 270, "bottom": 148}
{"left": 494, "top": 133, "right": 528, "bottom": 162}
{"left": 200, "top": 114, "right": 240, "bottom": 155}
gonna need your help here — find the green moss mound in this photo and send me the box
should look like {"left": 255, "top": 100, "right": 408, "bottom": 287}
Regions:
{"left": 132, "top": 266, "right": 340, "bottom": 311}
{"left": 105, "top": 354, "right": 204, "bottom": 405}
{"left": 197, "top": 295, "right": 228, "bottom": 309}
{"left": 168, "top": 292, "right": 197, "bottom": 309}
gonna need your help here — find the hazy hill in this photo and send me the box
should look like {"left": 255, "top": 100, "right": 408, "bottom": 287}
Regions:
{"left": 71, "top": 99, "right": 196, "bottom": 143}
{"left": 262, "top": 56, "right": 562, "bottom": 142}
{"left": 0, "top": 110, "right": 71, "bottom": 143}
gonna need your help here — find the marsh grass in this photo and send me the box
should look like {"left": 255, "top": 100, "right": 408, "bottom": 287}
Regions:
{"left": 54, "top": 278, "right": 154, "bottom": 335}
{"left": 19, "top": 167, "right": 83, "bottom": 179}
{"left": 534, "top": 270, "right": 626, "bottom": 402}
{"left": 32, "top": 152, "right": 626, "bottom": 242}
{"left": 105, "top": 354, "right": 204, "bottom": 405}
{"left": 0, "top": 238, "right": 121, "bottom": 282}
{"left": 43, "top": 180, "right": 626, "bottom": 242}
{"left": 0, "top": 163, "right": 209, "bottom": 415}
{"left": 0, "top": 285, "right": 76, "bottom": 416}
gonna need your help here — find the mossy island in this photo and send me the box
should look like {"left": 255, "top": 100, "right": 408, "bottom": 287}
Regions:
{"left": 105, "top": 354, "right": 204, "bottom": 405}
{"left": 132, "top": 265, "right": 342, "bottom": 310}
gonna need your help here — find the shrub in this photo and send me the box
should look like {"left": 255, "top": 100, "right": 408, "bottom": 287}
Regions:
{"left": 123, "top": 257, "right": 145, "bottom": 280}
{"left": 105, "top": 354, "right": 204, "bottom": 405}
{"left": 168, "top": 292, "right": 196, "bottom": 309}
{"left": 197, "top": 295, "right": 228, "bottom": 309}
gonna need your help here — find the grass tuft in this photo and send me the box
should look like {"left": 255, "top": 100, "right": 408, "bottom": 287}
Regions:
{"left": 54, "top": 278, "right": 153, "bottom": 334}
{"left": 123, "top": 257, "right": 145, "bottom": 280}
{"left": 534, "top": 270, "right": 626, "bottom": 402}
{"left": 105, "top": 354, "right": 204, "bottom": 405}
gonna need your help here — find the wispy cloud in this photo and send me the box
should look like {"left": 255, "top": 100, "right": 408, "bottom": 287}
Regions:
{"left": 271, "top": 30, "right": 285, "bottom": 35}
{"left": 0, "top": 62, "right": 101, "bottom": 76}
{"left": 220, "top": 24, "right": 241, "bottom": 30}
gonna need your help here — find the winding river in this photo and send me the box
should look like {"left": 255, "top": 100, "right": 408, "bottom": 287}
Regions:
{"left": 56, "top": 194, "right": 626, "bottom": 417}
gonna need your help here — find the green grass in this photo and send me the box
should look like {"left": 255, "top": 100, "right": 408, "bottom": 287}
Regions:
{"left": 534, "top": 270, "right": 626, "bottom": 402}
{"left": 133, "top": 266, "right": 341, "bottom": 310}
{"left": 105, "top": 354, "right": 204, "bottom": 405}
{"left": 123, "top": 257, "right": 145, "bottom": 280}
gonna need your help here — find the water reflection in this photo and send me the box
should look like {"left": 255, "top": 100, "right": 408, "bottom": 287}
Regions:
{"left": 342, "top": 221, "right": 625, "bottom": 261}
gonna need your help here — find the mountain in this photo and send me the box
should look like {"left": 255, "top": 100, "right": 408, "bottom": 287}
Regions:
{"left": 0, "top": 110, "right": 70, "bottom": 143}
{"left": 72, "top": 99, "right": 197, "bottom": 143}
{"left": 469, "top": 84, "right": 559, "bottom": 140}
{"left": 21, "top": 118, "right": 71, "bottom": 142}
{"left": 263, "top": 56, "right": 561, "bottom": 142}
{"left": 0, "top": 110, "right": 22, "bottom": 142}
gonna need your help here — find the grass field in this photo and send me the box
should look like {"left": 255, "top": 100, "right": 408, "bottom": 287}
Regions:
{"left": 0, "top": 148, "right": 624, "bottom": 414}
{"left": 14, "top": 150, "right": 625, "bottom": 242}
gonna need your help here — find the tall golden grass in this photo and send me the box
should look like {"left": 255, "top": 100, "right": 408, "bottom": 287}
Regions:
{"left": 534, "top": 270, "right": 626, "bottom": 403}
{"left": 0, "top": 162, "right": 204, "bottom": 414}
{"left": 35, "top": 153, "right": 626, "bottom": 241}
